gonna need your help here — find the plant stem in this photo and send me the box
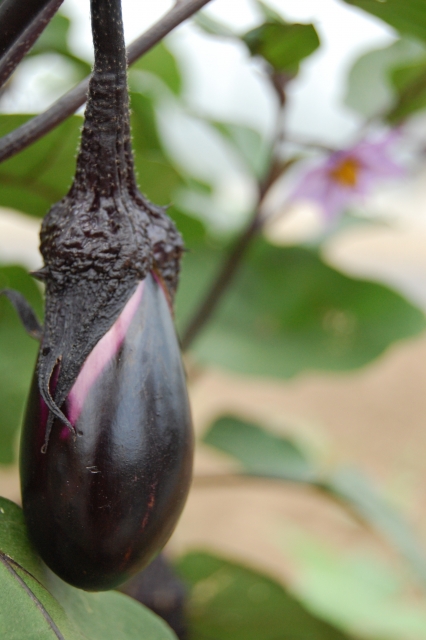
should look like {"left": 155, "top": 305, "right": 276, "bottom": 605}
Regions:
{"left": 181, "top": 213, "right": 261, "bottom": 351}
{"left": 73, "top": 0, "right": 131, "bottom": 195}
{"left": 180, "top": 156, "right": 282, "bottom": 351}
{"left": 0, "top": 0, "right": 59, "bottom": 58}
{"left": 0, "top": 0, "right": 212, "bottom": 163}
{"left": 0, "top": 0, "right": 63, "bottom": 89}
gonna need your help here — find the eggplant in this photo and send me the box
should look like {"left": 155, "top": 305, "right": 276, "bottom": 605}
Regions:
{"left": 20, "top": 274, "right": 193, "bottom": 591}
{"left": 14, "top": 0, "right": 193, "bottom": 590}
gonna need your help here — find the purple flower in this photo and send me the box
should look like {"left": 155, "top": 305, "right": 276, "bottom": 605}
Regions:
{"left": 289, "top": 132, "right": 404, "bottom": 221}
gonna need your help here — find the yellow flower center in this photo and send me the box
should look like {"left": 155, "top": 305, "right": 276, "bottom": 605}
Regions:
{"left": 329, "top": 157, "right": 360, "bottom": 187}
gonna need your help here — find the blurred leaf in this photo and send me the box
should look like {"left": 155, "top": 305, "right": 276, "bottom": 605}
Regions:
{"left": 175, "top": 551, "right": 353, "bottom": 640}
{"left": 131, "top": 92, "right": 163, "bottom": 153}
{"left": 130, "top": 92, "right": 185, "bottom": 205}
{"left": 254, "top": 0, "right": 286, "bottom": 24}
{"left": 325, "top": 469, "right": 426, "bottom": 589}
{"left": 179, "top": 239, "right": 426, "bottom": 377}
{"left": 135, "top": 155, "right": 183, "bottom": 206}
{"left": 131, "top": 42, "right": 182, "bottom": 95}
{"left": 0, "top": 266, "right": 43, "bottom": 464}
{"left": 27, "top": 13, "right": 91, "bottom": 80}
{"left": 388, "top": 56, "right": 426, "bottom": 121}
{"left": 204, "top": 416, "right": 316, "bottom": 482}
{"left": 341, "top": 0, "right": 426, "bottom": 43}
{"left": 0, "top": 497, "right": 177, "bottom": 639}
{"left": 242, "top": 22, "right": 320, "bottom": 74}
{"left": 344, "top": 38, "right": 425, "bottom": 118}
{"left": 0, "top": 91, "right": 186, "bottom": 217}
{"left": 0, "top": 114, "right": 81, "bottom": 218}
{"left": 282, "top": 533, "right": 426, "bottom": 639}
{"left": 169, "top": 207, "right": 208, "bottom": 246}
{"left": 211, "top": 121, "right": 271, "bottom": 178}
{"left": 29, "top": 14, "right": 70, "bottom": 56}
{"left": 193, "top": 12, "right": 236, "bottom": 38}
{"left": 203, "top": 413, "right": 426, "bottom": 593}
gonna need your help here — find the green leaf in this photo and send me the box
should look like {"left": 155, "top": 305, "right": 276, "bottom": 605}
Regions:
{"left": 131, "top": 42, "right": 182, "bottom": 95}
{"left": 341, "top": 0, "right": 426, "bottom": 43}
{"left": 0, "top": 90, "right": 186, "bottom": 217}
{"left": 27, "top": 13, "right": 91, "bottom": 80}
{"left": 203, "top": 416, "right": 316, "bottom": 482}
{"left": 0, "top": 266, "right": 43, "bottom": 464}
{"left": 211, "top": 121, "right": 271, "bottom": 179}
{"left": 324, "top": 469, "right": 426, "bottom": 589}
{"left": 281, "top": 533, "right": 426, "bottom": 639}
{"left": 29, "top": 14, "right": 71, "bottom": 57}
{"left": 175, "top": 551, "right": 353, "bottom": 640}
{"left": 130, "top": 92, "right": 185, "bottom": 205}
{"left": 0, "top": 114, "right": 82, "bottom": 218}
{"left": 179, "top": 239, "right": 426, "bottom": 377}
{"left": 203, "top": 414, "right": 426, "bottom": 593}
{"left": 203, "top": 413, "right": 426, "bottom": 594}
{"left": 242, "top": 22, "right": 320, "bottom": 74}
{"left": 169, "top": 207, "right": 208, "bottom": 247}
{"left": 193, "top": 12, "right": 237, "bottom": 38}
{"left": 388, "top": 56, "right": 426, "bottom": 121}
{"left": 0, "top": 497, "right": 177, "bottom": 640}
{"left": 344, "top": 38, "right": 426, "bottom": 118}
{"left": 130, "top": 92, "right": 163, "bottom": 153}
{"left": 254, "top": 0, "right": 286, "bottom": 24}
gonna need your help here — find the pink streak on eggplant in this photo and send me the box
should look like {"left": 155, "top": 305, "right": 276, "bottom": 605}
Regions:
{"left": 67, "top": 281, "right": 144, "bottom": 425}
{"left": 20, "top": 273, "right": 193, "bottom": 591}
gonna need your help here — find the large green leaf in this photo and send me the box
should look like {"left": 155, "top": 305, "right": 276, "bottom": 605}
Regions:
{"left": 175, "top": 551, "right": 353, "bottom": 640}
{"left": 341, "top": 0, "right": 426, "bottom": 43}
{"left": 325, "top": 469, "right": 426, "bottom": 587}
{"left": 242, "top": 22, "right": 320, "bottom": 74}
{"left": 281, "top": 534, "right": 426, "bottom": 639}
{"left": 178, "top": 238, "right": 426, "bottom": 377}
{"left": 130, "top": 92, "right": 185, "bottom": 205}
{"left": 388, "top": 56, "right": 426, "bottom": 121}
{"left": 204, "top": 415, "right": 426, "bottom": 590}
{"left": 0, "top": 266, "right": 43, "bottom": 464}
{"left": 0, "top": 90, "right": 186, "bottom": 217}
{"left": 194, "top": 11, "right": 320, "bottom": 75}
{"left": 210, "top": 120, "right": 271, "bottom": 179}
{"left": 193, "top": 12, "right": 237, "bottom": 38}
{"left": 0, "top": 115, "right": 82, "bottom": 218}
{"left": 130, "top": 42, "right": 182, "bottom": 95}
{"left": 254, "top": 0, "right": 287, "bottom": 24}
{"left": 204, "top": 415, "right": 316, "bottom": 482}
{"left": 0, "top": 497, "right": 177, "bottom": 640}
{"left": 344, "top": 38, "right": 426, "bottom": 118}
{"left": 27, "top": 13, "right": 91, "bottom": 80}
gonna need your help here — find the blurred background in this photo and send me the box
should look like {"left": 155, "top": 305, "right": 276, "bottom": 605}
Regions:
{"left": 2, "top": 0, "right": 426, "bottom": 637}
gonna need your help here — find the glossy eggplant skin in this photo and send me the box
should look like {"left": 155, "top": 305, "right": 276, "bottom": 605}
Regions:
{"left": 20, "top": 274, "right": 193, "bottom": 591}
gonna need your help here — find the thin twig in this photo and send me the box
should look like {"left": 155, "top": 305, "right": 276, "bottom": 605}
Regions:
{"left": 0, "top": 0, "right": 58, "bottom": 58}
{"left": 0, "top": 0, "right": 212, "bottom": 163}
{"left": 0, "top": 0, "right": 64, "bottom": 89}
{"left": 180, "top": 155, "right": 283, "bottom": 351}
{"left": 181, "top": 212, "right": 261, "bottom": 351}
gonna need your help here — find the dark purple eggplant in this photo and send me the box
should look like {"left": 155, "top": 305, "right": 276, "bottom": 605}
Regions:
{"left": 15, "top": 0, "right": 193, "bottom": 591}
{"left": 20, "top": 274, "right": 193, "bottom": 591}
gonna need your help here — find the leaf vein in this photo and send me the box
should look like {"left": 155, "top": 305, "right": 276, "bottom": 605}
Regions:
{"left": 0, "top": 551, "right": 66, "bottom": 640}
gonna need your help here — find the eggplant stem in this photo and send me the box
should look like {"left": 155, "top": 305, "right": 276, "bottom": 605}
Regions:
{"left": 0, "top": 0, "right": 213, "bottom": 163}
{"left": 73, "top": 0, "right": 133, "bottom": 195}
